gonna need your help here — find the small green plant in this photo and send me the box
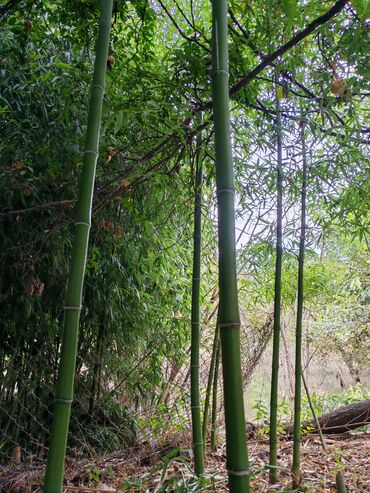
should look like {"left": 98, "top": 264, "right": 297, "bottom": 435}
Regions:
{"left": 301, "top": 384, "right": 370, "bottom": 421}
{"left": 253, "top": 398, "right": 291, "bottom": 435}
{"left": 86, "top": 464, "right": 102, "bottom": 483}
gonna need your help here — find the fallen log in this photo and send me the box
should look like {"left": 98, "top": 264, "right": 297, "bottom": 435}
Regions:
{"left": 246, "top": 399, "right": 370, "bottom": 437}
{"left": 284, "top": 399, "right": 370, "bottom": 435}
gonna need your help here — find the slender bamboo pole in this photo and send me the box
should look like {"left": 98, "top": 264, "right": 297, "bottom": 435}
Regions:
{"left": 190, "top": 113, "right": 205, "bottom": 476}
{"left": 301, "top": 370, "right": 326, "bottom": 452}
{"left": 211, "top": 0, "right": 249, "bottom": 489}
{"left": 269, "top": 93, "right": 283, "bottom": 483}
{"left": 210, "top": 336, "right": 221, "bottom": 451}
{"left": 202, "top": 318, "right": 219, "bottom": 450}
{"left": 291, "top": 121, "right": 308, "bottom": 489}
{"left": 44, "top": 2, "right": 113, "bottom": 491}
{"left": 89, "top": 319, "right": 105, "bottom": 415}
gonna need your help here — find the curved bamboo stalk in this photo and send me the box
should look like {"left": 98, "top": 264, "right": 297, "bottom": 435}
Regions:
{"left": 269, "top": 92, "right": 283, "bottom": 483}
{"left": 292, "top": 122, "right": 308, "bottom": 489}
{"left": 211, "top": 0, "right": 249, "bottom": 489}
{"left": 44, "top": 2, "right": 113, "bottom": 491}
{"left": 190, "top": 112, "right": 205, "bottom": 475}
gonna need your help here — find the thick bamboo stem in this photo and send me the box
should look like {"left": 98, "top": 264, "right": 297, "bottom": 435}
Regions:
{"left": 44, "top": 2, "right": 113, "bottom": 491}
{"left": 211, "top": 0, "right": 249, "bottom": 489}
{"left": 269, "top": 93, "right": 283, "bottom": 483}
{"left": 190, "top": 113, "right": 205, "bottom": 476}
{"left": 292, "top": 122, "right": 307, "bottom": 489}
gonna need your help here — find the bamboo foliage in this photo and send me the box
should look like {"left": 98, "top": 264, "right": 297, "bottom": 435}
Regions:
{"left": 292, "top": 122, "right": 308, "bottom": 488}
{"left": 44, "top": 2, "right": 113, "bottom": 491}
{"left": 211, "top": 0, "right": 250, "bottom": 490}
{"left": 190, "top": 113, "right": 205, "bottom": 476}
{"left": 269, "top": 93, "right": 283, "bottom": 483}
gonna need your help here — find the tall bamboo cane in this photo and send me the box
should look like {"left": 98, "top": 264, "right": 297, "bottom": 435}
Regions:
{"left": 269, "top": 93, "right": 283, "bottom": 483}
{"left": 291, "top": 121, "right": 307, "bottom": 488}
{"left": 211, "top": 0, "right": 249, "bottom": 490}
{"left": 44, "top": 2, "right": 113, "bottom": 491}
{"left": 190, "top": 113, "right": 205, "bottom": 475}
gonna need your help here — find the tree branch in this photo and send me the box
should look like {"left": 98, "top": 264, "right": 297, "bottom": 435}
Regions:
{"left": 0, "top": 200, "right": 76, "bottom": 217}
{"left": 202, "top": 0, "right": 348, "bottom": 110}
{"left": 231, "top": 0, "right": 347, "bottom": 96}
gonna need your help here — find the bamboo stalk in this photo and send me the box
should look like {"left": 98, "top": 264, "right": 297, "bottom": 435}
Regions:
{"left": 211, "top": 0, "right": 250, "bottom": 489}
{"left": 269, "top": 91, "right": 283, "bottom": 484}
{"left": 44, "top": 2, "right": 113, "bottom": 491}
{"left": 202, "top": 318, "right": 219, "bottom": 450}
{"left": 190, "top": 112, "right": 205, "bottom": 476}
{"left": 210, "top": 336, "right": 221, "bottom": 452}
{"left": 89, "top": 319, "right": 104, "bottom": 415}
{"left": 301, "top": 370, "right": 326, "bottom": 452}
{"left": 336, "top": 471, "right": 347, "bottom": 492}
{"left": 292, "top": 121, "right": 308, "bottom": 489}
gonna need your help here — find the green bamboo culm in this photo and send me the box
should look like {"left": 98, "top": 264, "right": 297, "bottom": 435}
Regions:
{"left": 202, "top": 317, "right": 219, "bottom": 451}
{"left": 336, "top": 471, "right": 347, "bottom": 493}
{"left": 211, "top": 0, "right": 250, "bottom": 490}
{"left": 269, "top": 92, "right": 283, "bottom": 484}
{"left": 291, "top": 121, "right": 308, "bottom": 489}
{"left": 44, "top": 2, "right": 113, "bottom": 491}
{"left": 210, "top": 336, "right": 221, "bottom": 452}
{"left": 190, "top": 112, "right": 205, "bottom": 476}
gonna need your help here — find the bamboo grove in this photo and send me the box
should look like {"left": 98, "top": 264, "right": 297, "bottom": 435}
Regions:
{"left": 0, "top": 0, "right": 369, "bottom": 491}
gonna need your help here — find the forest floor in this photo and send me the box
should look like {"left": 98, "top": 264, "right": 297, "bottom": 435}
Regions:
{"left": 1, "top": 432, "right": 369, "bottom": 492}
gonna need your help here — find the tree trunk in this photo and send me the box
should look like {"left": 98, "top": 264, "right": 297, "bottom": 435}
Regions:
{"left": 284, "top": 399, "right": 370, "bottom": 435}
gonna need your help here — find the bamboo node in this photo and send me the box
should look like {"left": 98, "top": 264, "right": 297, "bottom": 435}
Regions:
{"left": 191, "top": 405, "right": 202, "bottom": 409}
{"left": 219, "top": 322, "right": 240, "bottom": 328}
{"left": 217, "top": 188, "right": 235, "bottom": 194}
{"left": 84, "top": 150, "right": 99, "bottom": 156}
{"left": 191, "top": 321, "right": 200, "bottom": 325}
{"left": 54, "top": 398, "right": 73, "bottom": 404}
{"left": 227, "top": 468, "right": 250, "bottom": 477}
{"left": 74, "top": 221, "right": 91, "bottom": 227}
{"left": 64, "top": 305, "right": 82, "bottom": 310}
{"left": 92, "top": 83, "right": 105, "bottom": 92}
{"left": 212, "top": 69, "right": 229, "bottom": 77}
